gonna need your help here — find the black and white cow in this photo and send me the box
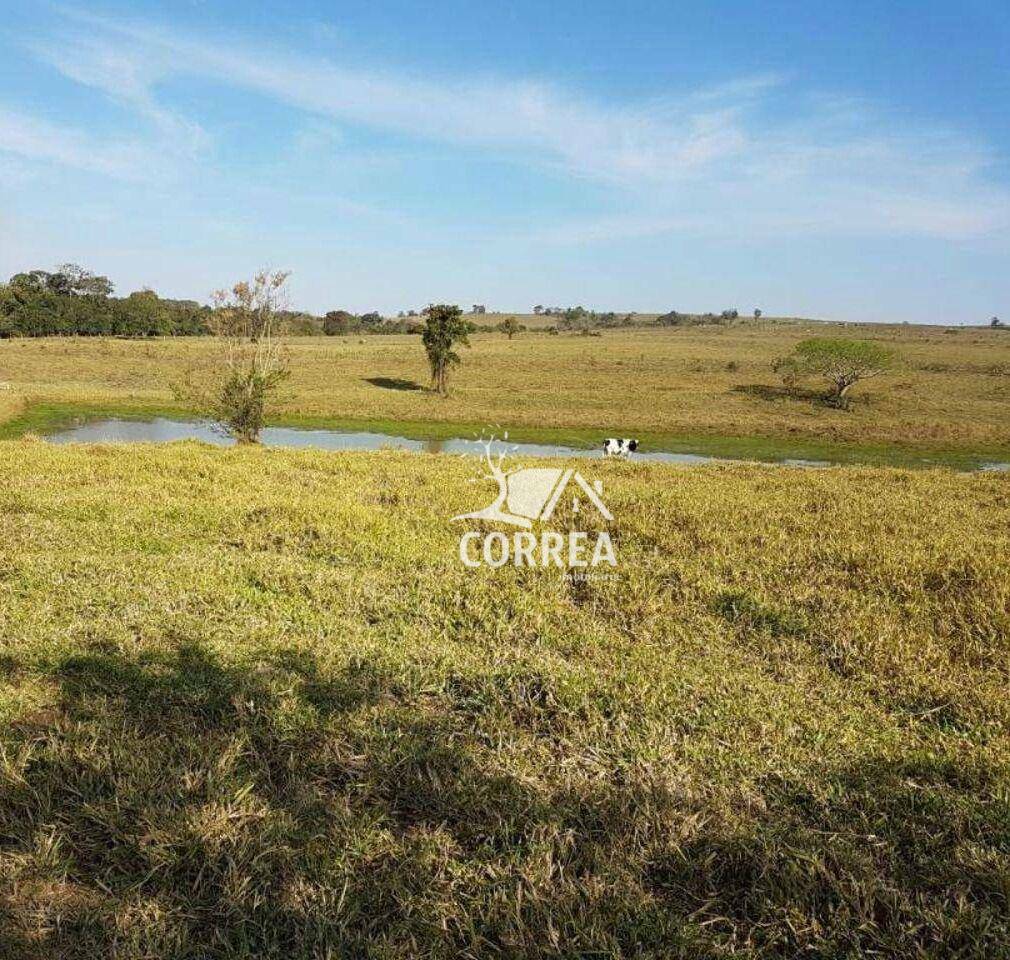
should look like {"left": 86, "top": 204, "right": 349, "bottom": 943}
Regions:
{"left": 602, "top": 438, "right": 639, "bottom": 459}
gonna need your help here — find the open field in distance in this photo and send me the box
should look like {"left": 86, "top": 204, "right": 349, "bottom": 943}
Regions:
{"left": 0, "top": 441, "right": 1008, "bottom": 956}
{"left": 1, "top": 321, "right": 1009, "bottom": 457}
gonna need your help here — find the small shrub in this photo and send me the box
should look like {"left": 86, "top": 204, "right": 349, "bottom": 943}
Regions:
{"left": 175, "top": 270, "right": 290, "bottom": 443}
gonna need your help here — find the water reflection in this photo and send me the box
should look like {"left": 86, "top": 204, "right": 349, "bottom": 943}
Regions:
{"left": 45, "top": 417, "right": 727, "bottom": 464}
{"left": 42, "top": 417, "right": 1010, "bottom": 471}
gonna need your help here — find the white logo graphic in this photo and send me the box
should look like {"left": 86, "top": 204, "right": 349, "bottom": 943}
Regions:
{"left": 452, "top": 434, "right": 617, "bottom": 570}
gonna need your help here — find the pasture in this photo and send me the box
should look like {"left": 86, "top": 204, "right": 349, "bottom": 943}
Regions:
{"left": 0, "top": 320, "right": 1008, "bottom": 956}
{"left": 0, "top": 441, "right": 1008, "bottom": 956}
{"left": 0, "top": 321, "right": 1009, "bottom": 462}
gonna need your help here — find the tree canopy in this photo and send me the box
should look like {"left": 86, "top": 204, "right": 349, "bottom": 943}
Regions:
{"left": 422, "top": 304, "right": 470, "bottom": 395}
{"left": 775, "top": 337, "right": 893, "bottom": 407}
{"left": 497, "top": 316, "right": 522, "bottom": 339}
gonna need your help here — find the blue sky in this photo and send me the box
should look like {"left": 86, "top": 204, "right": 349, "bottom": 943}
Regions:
{"left": 0, "top": 1, "right": 1007, "bottom": 322}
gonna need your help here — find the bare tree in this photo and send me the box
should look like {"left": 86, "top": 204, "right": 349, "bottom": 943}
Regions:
{"left": 176, "top": 270, "right": 290, "bottom": 443}
{"left": 53, "top": 263, "right": 114, "bottom": 298}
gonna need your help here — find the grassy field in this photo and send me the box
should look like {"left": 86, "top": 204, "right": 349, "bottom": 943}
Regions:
{"left": 0, "top": 322, "right": 1009, "bottom": 461}
{"left": 1, "top": 439, "right": 1008, "bottom": 957}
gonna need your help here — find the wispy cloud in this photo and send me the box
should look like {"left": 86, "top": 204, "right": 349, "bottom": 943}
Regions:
{"left": 0, "top": 106, "right": 170, "bottom": 181}
{"left": 40, "top": 6, "right": 756, "bottom": 186}
{"left": 27, "top": 34, "right": 208, "bottom": 158}
{"left": 10, "top": 5, "right": 1010, "bottom": 241}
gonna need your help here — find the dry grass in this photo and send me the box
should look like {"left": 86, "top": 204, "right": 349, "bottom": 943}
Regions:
{"left": 0, "top": 439, "right": 1008, "bottom": 957}
{"left": 1, "top": 322, "right": 1009, "bottom": 450}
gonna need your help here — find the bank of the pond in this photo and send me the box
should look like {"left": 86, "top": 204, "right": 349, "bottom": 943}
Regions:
{"left": 4, "top": 400, "right": 1010, "bottom": 470}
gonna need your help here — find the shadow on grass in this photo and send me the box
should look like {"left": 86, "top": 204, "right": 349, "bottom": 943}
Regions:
{"left": 647, "top": 756, "right": 1010, "bottom": 957}
{"left": 363, "top": 377, "right": 424, "bottom": 392}
{"left": 1, "top": 642, "right": 1008, "bottom": 957}
{"left": 731, "top": 383, "right": 824, "bottom": 403}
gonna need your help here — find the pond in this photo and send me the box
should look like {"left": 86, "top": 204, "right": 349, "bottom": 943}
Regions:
{"left": 44, "top": 416, "right": 826, "bottom": 466}
{"left": 42, "top": 416, "right": 1010, "bottom": 471}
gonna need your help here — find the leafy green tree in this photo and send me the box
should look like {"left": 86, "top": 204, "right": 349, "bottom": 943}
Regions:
{"left": 560, "top": 306, "right": 587, "bottom": 328}
{"left": 164, "top": 300, "right": 211, "bottom": 336}
{"left": 114, "top": 290, "right": 171, "bottom": 336}
{"left": 323, "top": 310, "right": 357, "bottom": 335}
{"left": 422, "top": 304, "right": 470, "bottom": 395}
{"left": 2, "top": 281, "right": 63, "bottom": 335}
{"left": 497, "top": 316, "right": 522, "bottom": 339}
{"left": 10, "top": 271, "right": 56, "bottom": 294}
{"left": 62, "top": 293, "right": 112, "bottom": 335}
{"left": 774, "top": 338, "right": 893, "bottom": 408}
{"left": 0, "top": 284, "right": 17, "bottom": 338}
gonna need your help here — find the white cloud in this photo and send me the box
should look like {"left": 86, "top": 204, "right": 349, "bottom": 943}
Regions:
{"left": 42, "top": 9, "right": 750, "bottom": 186}
{"left": 0, "top": 106, "right": 170, "bottom": 181}
{"left": 13, "top": 5, "right": 1010, "bottom": 241}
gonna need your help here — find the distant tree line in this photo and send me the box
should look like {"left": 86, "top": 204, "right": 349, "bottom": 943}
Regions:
{"left": 657, "top": 308, "right": 762, "bottom": 326}
{"left": 322, "top": 310, "right": 425, "bottom": 336}
{"left": 557, "top": 307, "right": 637, "bottom": 331}
{"left": 531, "top": 305, "right": 767, "bottom": 331}
{"left": 0, "top": 267, "right": 432, "bottom": 340}
{"left": 1, "top": 265, "right": 784, "bottom": 340}
{"left": 0, "top": 265, "right": 210, "bottom": 338}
